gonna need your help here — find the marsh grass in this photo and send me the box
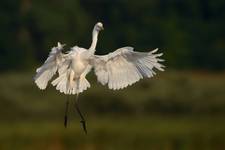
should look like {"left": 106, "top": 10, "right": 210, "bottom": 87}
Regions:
{"left": 0, "top": 71, "right": 225, "bottom": 149}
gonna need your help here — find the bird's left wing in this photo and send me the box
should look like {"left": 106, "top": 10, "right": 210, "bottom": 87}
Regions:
{"left": 34, "top": 42, "right": 70, "bottom": 89}
{"left": 91, "top": 47, "right": 165, "bottom": 90}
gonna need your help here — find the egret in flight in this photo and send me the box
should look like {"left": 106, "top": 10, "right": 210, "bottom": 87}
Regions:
{"left": 34, "top": 22, "right": 165, "bottom": 134}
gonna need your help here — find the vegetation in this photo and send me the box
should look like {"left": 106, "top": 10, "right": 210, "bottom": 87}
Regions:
{"left": 1, "top": 0, "right": 225, "bottom": 71}
{"left": 0, "top": 0, "right": 225, "bottom": 149}
{"left": 0, "top": 71, "right": 225, "bottom": 149}
{"left": 1, "top": 71, "right": 225, "bottom": 119}
{"left": 1, "top": 117, "right": 225, "bottom": 150}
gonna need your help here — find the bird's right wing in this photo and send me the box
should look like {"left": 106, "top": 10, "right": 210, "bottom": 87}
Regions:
{"left": 91, "top": 47, "right": 165, "bottom": 90}
{"left": 34, "top": 42, "right": 70, "bottom": 90}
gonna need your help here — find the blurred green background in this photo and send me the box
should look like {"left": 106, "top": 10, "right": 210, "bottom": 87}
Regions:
{"left": 1, "top": 0, "right": 225, "bottom": 150}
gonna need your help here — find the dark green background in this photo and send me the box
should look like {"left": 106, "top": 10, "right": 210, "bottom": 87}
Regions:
{"left": 0, "top": 0, "right": 225, "bottom": 149}
{"left": 1, "top": 0, "right": 225, "bottom": 70}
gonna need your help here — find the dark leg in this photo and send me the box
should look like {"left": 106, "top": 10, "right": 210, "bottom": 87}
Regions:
{"left": 64, "top": 96, "right": 69, "bottom": 128}
{"left": 74, "top": 94, "right": 87, "bottom": 134}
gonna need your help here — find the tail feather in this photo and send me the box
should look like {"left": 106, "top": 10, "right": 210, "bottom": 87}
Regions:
{"left": 51, "top": 72, "right": 90, "bottom": 95}
{"left": 79, "top": 77, "right": 91, "bottom": 93}
{"left": 51, "top": 72, "right": 68, "bottom": 94}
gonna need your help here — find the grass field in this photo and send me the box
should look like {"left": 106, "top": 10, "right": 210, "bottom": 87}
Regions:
{"left": 0, "top": 71, "right": 225, "bottom": 150}
{"left": 1, "top": 116, "right": 225, "bottom": 150}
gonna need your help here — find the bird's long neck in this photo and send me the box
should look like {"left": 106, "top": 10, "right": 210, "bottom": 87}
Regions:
{"left": 89, "top": 30, "right": 99, "bottom": 54}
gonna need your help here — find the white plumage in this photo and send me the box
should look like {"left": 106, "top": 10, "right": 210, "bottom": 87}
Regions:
{"left": 93, "top": 47, "right": 164, "bottom": 90}
{"left": 34, "top": 22, "right": 165, "bottom": 94}
{"left": 34, "top": 42, "right": 66, "bottom": 89}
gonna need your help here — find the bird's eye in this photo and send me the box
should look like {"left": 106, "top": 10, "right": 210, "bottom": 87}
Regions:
{"left": 96, "top": 26, "right": 101, "bottom": 31}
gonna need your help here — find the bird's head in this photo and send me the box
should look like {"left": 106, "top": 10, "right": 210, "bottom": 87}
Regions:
{"left": 94, "top": 22, "right": 104, "bottom": 32}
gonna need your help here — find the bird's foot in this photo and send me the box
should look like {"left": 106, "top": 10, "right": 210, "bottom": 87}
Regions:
{"left": 80, "top": 120, "right": 87, "bottom": 134}
{"left": 64, "top": 115, "right": 68, "bottom": 128}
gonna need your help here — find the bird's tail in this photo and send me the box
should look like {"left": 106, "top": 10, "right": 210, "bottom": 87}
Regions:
{"left": 78, "top": 77, "right": 91, "bottom": 93}
{"left": 51, "top": 72, "right": 90, "bottom": 95}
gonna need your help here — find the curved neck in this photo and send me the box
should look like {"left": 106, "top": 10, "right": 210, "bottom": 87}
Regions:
{"left": 89, "top": 29, "right": 99, "bottom": 54}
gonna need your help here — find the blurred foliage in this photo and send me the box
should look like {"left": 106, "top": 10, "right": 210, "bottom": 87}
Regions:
{"left": 1, "top": 117, "right": 225, "bottom": 150}
{"left": 0, "top": 71, "right": 225, "bottom": 120}
{"left": 0, "top": 1, "right": 225, "bottom": 149}
{"left": 0, "top": 71, "right": 225, "bottom": 149}
{"left": 0, "top": 0, "right": 225, "bottom": 71}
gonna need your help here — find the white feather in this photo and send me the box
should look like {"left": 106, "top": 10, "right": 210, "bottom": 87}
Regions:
{"left": 34, "top": 42, "right": 67, "bottom": 89}
{"left": 92, "top": 47, "right": 165, "bottom": 90}
{"left": 50, "top": 46, "right": 92, "bottom": 95}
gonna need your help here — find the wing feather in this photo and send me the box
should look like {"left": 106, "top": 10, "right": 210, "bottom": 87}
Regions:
{"left": 92, "top": 47, "right": 165, "bottom": 90}
{"left": 34, "top": 43, "right": 69, "bottom": 90}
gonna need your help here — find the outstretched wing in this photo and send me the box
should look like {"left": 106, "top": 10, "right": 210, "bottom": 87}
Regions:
{"left": 34, "top": 42, "right": 69, "bottom": 89}
{"left": 91, "top": 47, "right": 165, "bottom": 90}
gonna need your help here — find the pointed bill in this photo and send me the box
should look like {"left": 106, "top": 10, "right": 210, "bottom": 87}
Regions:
{"left": 57, "top": 42, "right": 66, "bottom": 49}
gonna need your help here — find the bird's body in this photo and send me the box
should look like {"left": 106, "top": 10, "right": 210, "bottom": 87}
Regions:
{"left": 70, "top": 47, "right": 89, "bottom": 77}
{"left": 49, "top": 46, "right": 92, "bottom": 95}
{"left": 34, "top": 22, "right": 165, "bottom": 132}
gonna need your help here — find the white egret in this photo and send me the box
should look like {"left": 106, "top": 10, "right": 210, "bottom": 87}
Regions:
{"left": 34, "top": 22, "right": 165, "bottom": 134}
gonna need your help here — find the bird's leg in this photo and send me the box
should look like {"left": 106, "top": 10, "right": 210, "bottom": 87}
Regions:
{"left": 64, "top": 95, "right": 70, "bottom": 128}
{"left": 74, "top": 79, "right": 87, "bottom": 134}
{"left": 74, "top": 93, "right": 87, "bottom": 134}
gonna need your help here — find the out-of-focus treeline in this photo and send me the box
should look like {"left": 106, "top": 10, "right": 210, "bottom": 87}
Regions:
{"left": 1, "top": 1, "right": 225, "bottom": 149}
{"left": 1, "top": 0, "right": 225, "bottom": 71}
